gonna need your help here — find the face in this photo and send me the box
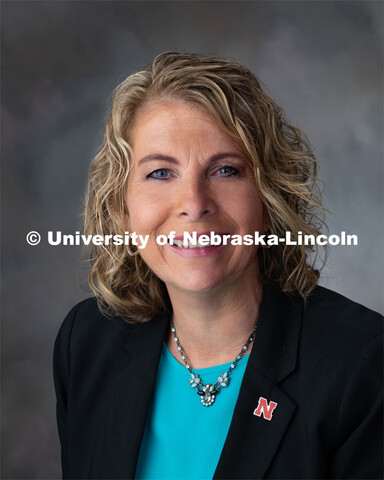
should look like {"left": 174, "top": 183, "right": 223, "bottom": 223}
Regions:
{"left": 125, "top": 101, "right": 264, "bottom": 295}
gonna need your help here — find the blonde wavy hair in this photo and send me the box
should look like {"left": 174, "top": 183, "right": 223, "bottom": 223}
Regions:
{"left": 84, "top": 51, "right": 327, "bottom": 322}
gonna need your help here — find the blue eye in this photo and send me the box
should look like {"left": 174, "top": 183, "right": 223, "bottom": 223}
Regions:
{"left": 147, "top": 169, "right": 170, "bottom": 180}
{"left": 218, "top": 166, "right": 238, "bottom": 177}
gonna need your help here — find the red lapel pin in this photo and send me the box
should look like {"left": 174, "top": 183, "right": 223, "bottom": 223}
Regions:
{"left": 253, "top": 396, "right": 278, "bottom": 421}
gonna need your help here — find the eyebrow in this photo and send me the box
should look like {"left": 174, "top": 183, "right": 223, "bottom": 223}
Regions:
{"left": 137, "top": 152, "right": 246, "bottom": 165}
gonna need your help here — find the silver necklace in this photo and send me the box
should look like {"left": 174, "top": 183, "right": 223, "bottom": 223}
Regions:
{"left": 170, "top": 320, "right": 258, "bottom": 407}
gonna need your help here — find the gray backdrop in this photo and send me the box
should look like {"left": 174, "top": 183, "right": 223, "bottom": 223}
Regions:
{"left": 2, "top": 1, "right": 383, "bottom": 478}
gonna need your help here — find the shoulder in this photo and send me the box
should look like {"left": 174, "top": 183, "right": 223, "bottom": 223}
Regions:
{"left": 303, "top": 285, "right": 383, "bottom": 344}
{"left": 262, "top": 283, "right": 382, "bottom": 363}
{"left": 54, "top": 297, "right": 137, "bottom": 369}
{"left": 58, "top": 297, "right": 135, "bottom": 335}
{"left": 297, "top": 285, "right": 382, "bottom": 383}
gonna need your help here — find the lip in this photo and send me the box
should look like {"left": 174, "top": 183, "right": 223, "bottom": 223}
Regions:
{"left": 171, "top": 231, "right": 228, "bottom": 241}
{"left": 167, "top": 231, "right": 229, "bottom": 257}
{"left": 168, "top": 243, "right": 224, "bottom": 257}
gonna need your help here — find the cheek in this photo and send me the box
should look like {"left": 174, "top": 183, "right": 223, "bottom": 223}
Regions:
{"left": 222, "top": 187, "right": 264, "bottom": 230}
{"left": 248, "top": 199, "right": 264, "bottom": 229}
{"left": 125, "top": 190, "right": 167, "bottom": 234}
{"left": 242, "top": 186, "right": 264, "bottom": 227}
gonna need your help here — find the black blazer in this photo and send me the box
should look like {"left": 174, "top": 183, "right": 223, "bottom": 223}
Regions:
{"left": 53, "top": 284, "right": 383, "bottom": 479}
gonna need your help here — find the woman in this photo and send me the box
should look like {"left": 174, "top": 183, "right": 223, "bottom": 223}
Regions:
{"left": 54, "top": 52, "right": 383, "bottom": 479}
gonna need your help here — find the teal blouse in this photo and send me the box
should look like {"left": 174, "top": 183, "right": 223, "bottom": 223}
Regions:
{"left": 135, "top": 343, "right": 249, "bottom": 480}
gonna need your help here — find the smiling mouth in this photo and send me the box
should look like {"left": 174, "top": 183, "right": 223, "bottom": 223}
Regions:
{"left": 170, "top": 239, "right": 218, "bottom": 249}
{"left": 168, "top": 231, "right": 230, "bottom": 249}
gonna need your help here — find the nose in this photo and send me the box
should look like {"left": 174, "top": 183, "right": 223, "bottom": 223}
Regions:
{"left": 176, "top": 176, "right": 217, "bottom": 221}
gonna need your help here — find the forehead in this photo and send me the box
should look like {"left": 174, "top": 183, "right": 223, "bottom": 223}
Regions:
{"left": 131, "top": 101, "right": 243, "bottom": 155}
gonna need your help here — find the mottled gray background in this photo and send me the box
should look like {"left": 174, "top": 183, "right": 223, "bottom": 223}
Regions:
{"left": 1, "top": 1, "right": 383, "bottom": 478}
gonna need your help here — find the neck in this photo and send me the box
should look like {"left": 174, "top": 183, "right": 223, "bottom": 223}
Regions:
{"left": 166, "top": 266, "right": 263, "bottom": 369}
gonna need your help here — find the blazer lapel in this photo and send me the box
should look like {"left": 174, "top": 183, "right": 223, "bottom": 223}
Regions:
{"left": 214, "top": 284, "right": 303, "bottom": 479}
{"left": 100, "top": 310, "right": 170, "bottom": 479}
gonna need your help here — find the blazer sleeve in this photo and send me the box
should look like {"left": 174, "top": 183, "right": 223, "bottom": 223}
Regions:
{"left": 53, "top": 302, "right": 81, "bottom": 479}
{"left": 330, "top": 333, "right": 383, "bottom": 479}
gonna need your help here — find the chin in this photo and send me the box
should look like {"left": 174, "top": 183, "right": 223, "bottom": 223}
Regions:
{"left": 166, "top": 271, "right": 229, "bottom": 294}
